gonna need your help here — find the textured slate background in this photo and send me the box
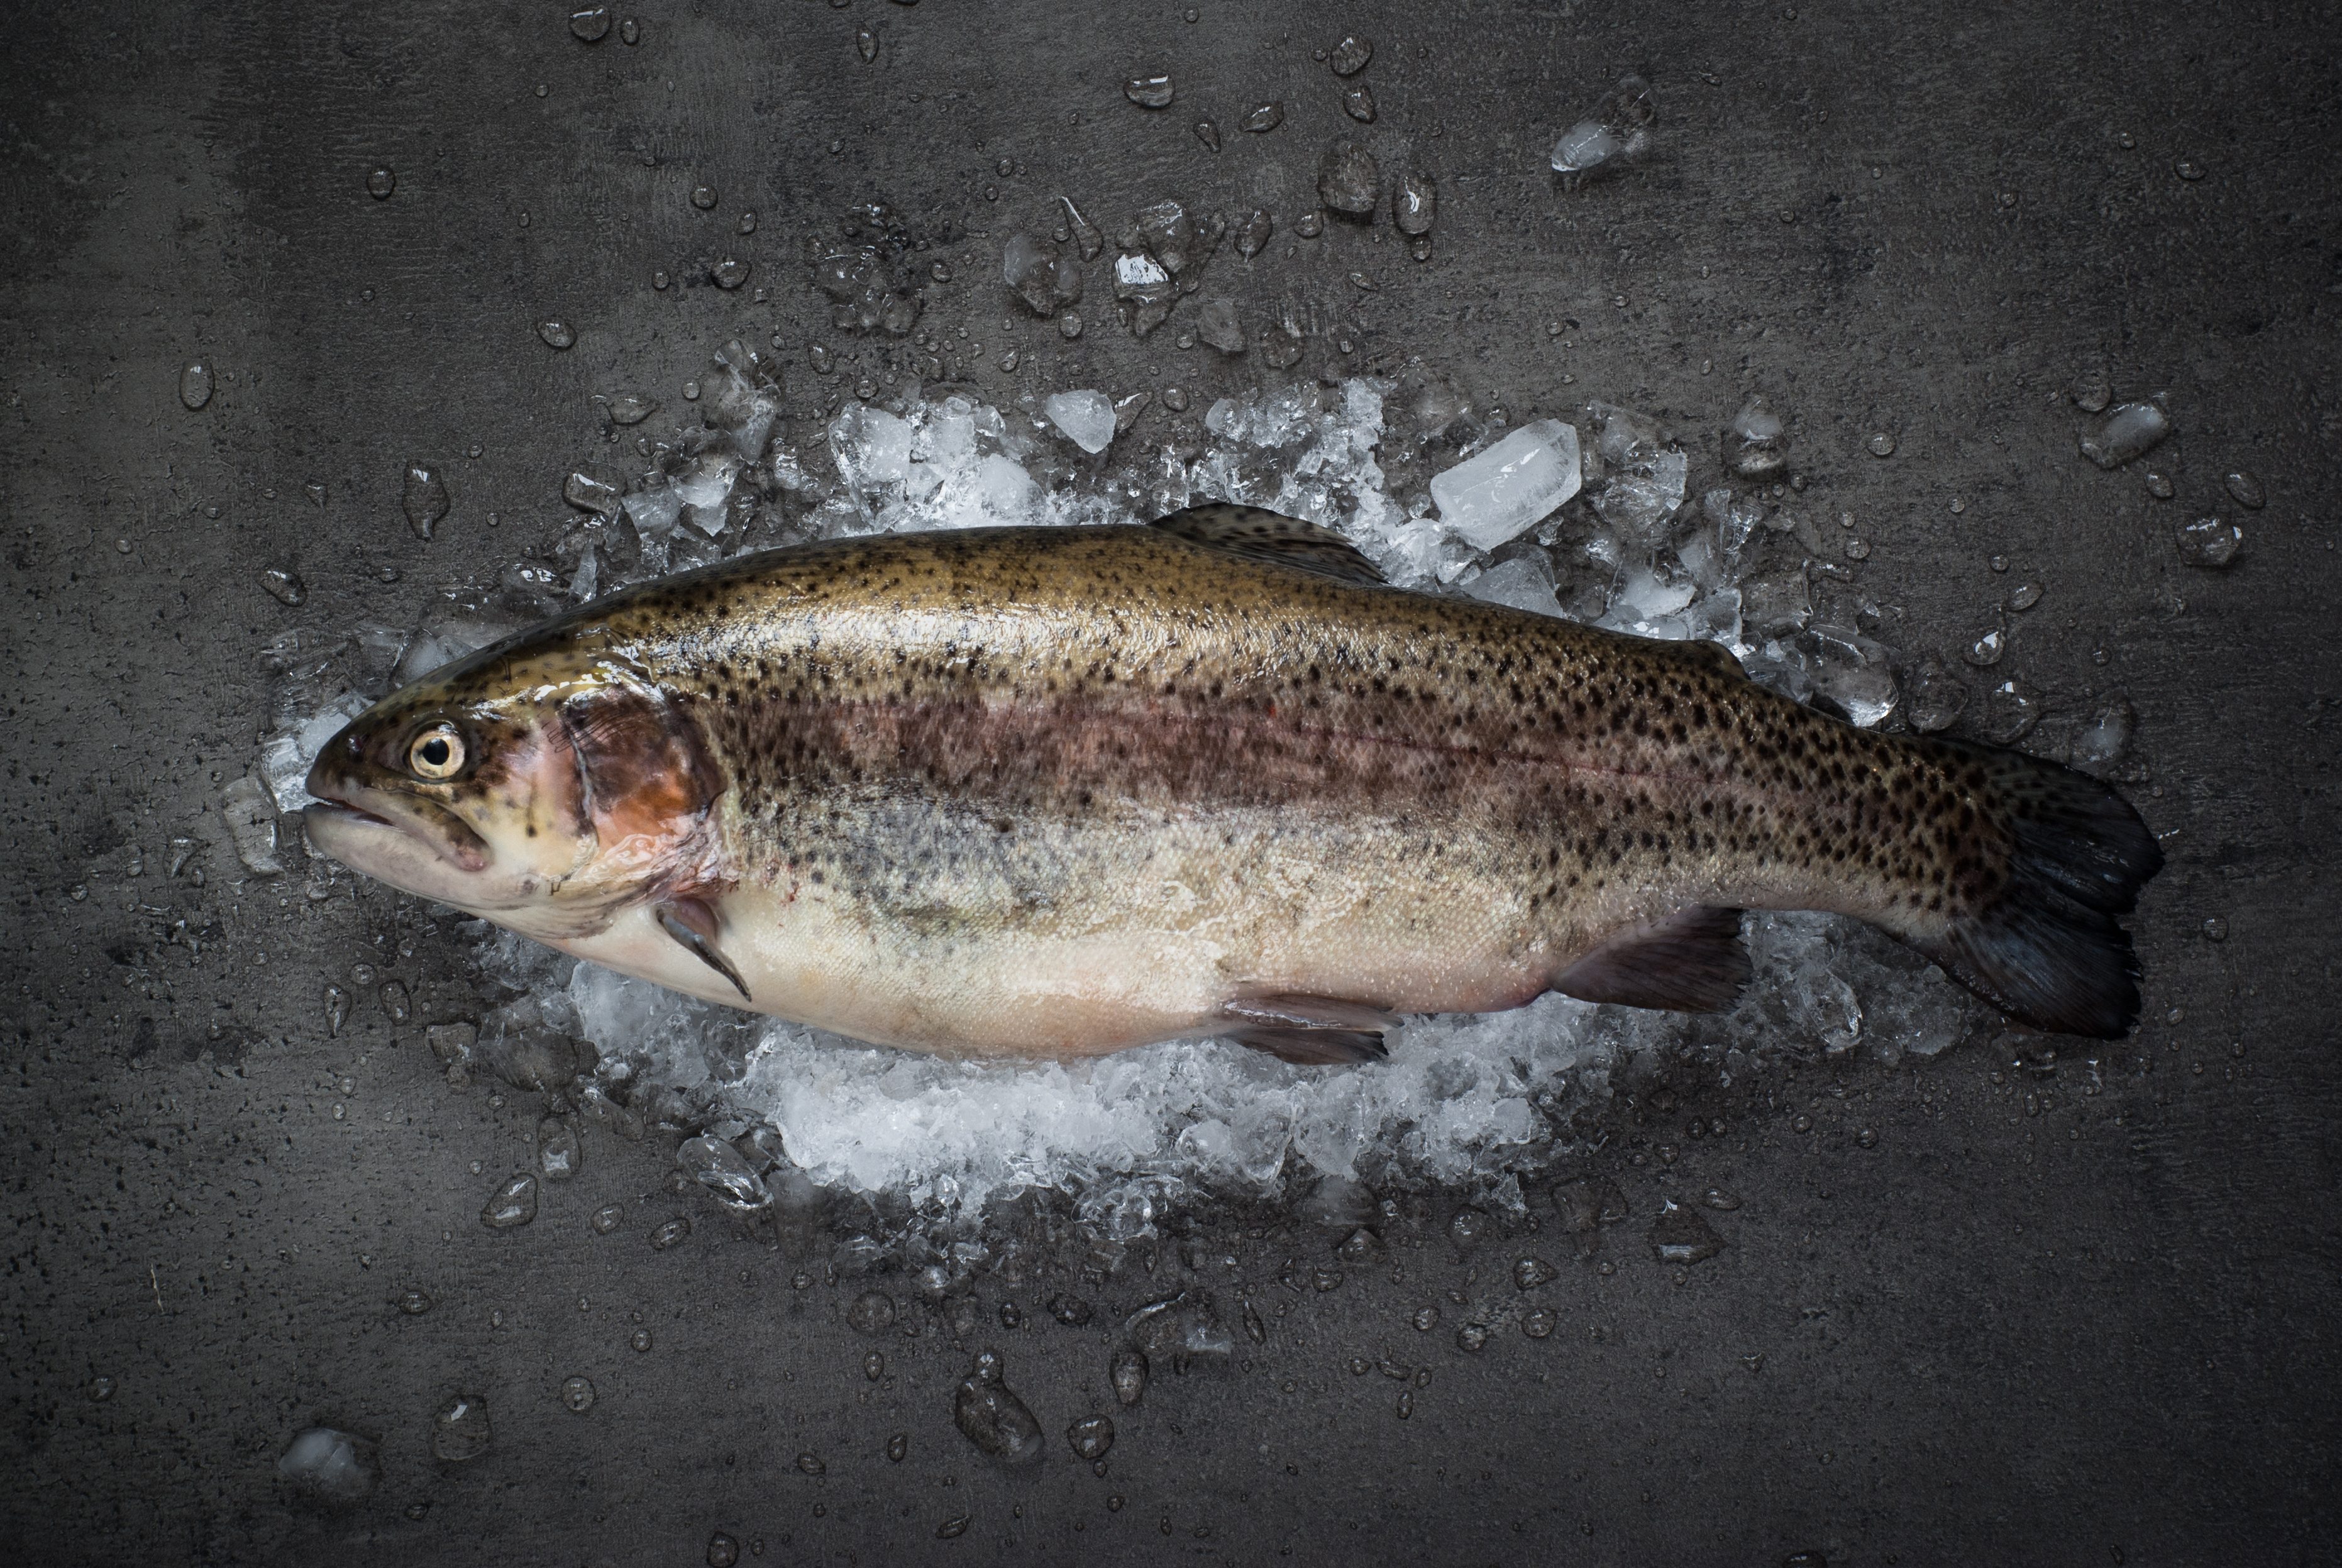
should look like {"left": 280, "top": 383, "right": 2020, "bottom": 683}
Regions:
{"left": 4, "top": 1, "right": 2338, "bottom": 1562}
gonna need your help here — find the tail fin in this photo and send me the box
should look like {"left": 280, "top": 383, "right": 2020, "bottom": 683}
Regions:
{"left": 1907, "top": 740, "right": 2163, "bottom": 1038}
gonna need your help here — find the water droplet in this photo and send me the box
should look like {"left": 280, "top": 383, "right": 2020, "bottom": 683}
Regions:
{"left": 536, "top": 318, "right": 577, "bottom": 350}
{"left": 1234, "top": 207, "right": 1273, "bottom": 260}
{"left": 1513, "top": 1256, "right": 1557, "bottom": 1291}
{"left": 1110, "top": 1345, "right": 1147, "bottom": 1407}
{"left": 1329, "top": 33, "right": 1374, "bottom": 75}
{"left": 997, "top": 1299, "right": 1024, "bottom": 1329}
{"left": 1396, "top": 1389, "right": 1414, "bottom": 1419}
{"left": 954, "top": 1349, "right": 1045, "bottom": 1462}
{"left": 2224, "top": 470, "right": 2266, "bottom": 509}
{"left": 559, "top": 1374, "right": 597, "bottom": 1411}
{"left": 570, "top": 6, "right": 611, "bottom": 42}
{"left": 394, "top": 1286, "right": 434, "bottom": 1315}
{"left": 705, "top": 1533, "right": 739, "bottom": 1568}
{"left": 1066, "top": 1413, "right": 1115, "bottom": 1460}
{"left": 1843, "top": 537, "right": 1872, "bottom": 561}
{"left": 1412, "top": 1305, "right": 1440, "bottom": 1331}
{"left": 429, "top": 1394, "right": 493, "bottom": 1462}
{"left": 1455, "top": 1323, "right": 1489, "bottom": 1352}
{"left": 648, "top": 1215, "right": 692, "bottom": 1251}
{"left": 178, "top": 362, "right": 215, "bottom": 410}
{"left": 1055, "top": 311, "right": 1083, "bottom": 340}
{"left": 863, "top": 1349, "right": 886, "bottom": 1381}
{"left": 653, "top": 269, "right": 671, "bottom": 290}
{"left": 1948, "top": 495, "right": 1967, "bottom": 514}
{"left": 1260, "top": 323, "right": 1304, "bottom": 369}
{"left": 682, "top": 379, "right": 700, "bottom": 400}
{"left": 2174, "top": 157, "right": 2206, "bottom": 181}
{"left": 848, "top": 1289, "right": 897, "bottom": 1334}
{"left": 1124, "top": 75, "right": 1174, "bottom": 109}
{"left": 690, "top": 184, "right": 719, "bottom": 209}
{"left": 2202, "top": 915, "right": 2229, "bottom": 942}
{"left": 856, "top": 27, "right": 877, "bottom": 61}
{"left": 378, "top": 980, "right": 411, "bottom": 1022}
{"left": 1343, "top": 85, "right": 1378, "bottom": 123}
{"left": 402, "top": 463, "right": 450, "bottom": 539}
{"left": 2175, "top": 515, "right": 2243, "bottom": 568}
{"left": 936, "top": 1516, "right": 971, "bottom": 1540}
{"left": 90, "top": 1376, "right": 117, "bottom": 1401}
{"left": 2069, "top": 365, "right": 2112, "bottom": 413}
{"left": 887, "top": 1433, "right": 908, "bottom": 1462}
{"left": 1162, "top": 386, "right": 1190, "bottom": 412}
{"left": 1866, "top": 431, "right": 1897, "bottom": 457}
{"left": 711, "top": 256, "right": 751, "bottom": 290}
{"left": 621, "top": 17, "right": 639, "bottom": 44}
{"left": 365, "top": 166, "right": 395, "bottom": 200}
{"left": 1523, "top": 1309, "right": 1558, "bottom": 1339}
{"left": 1193, "top": 119, "right": 1221, "bottom": 152}
{"left": 1242, "top": 101, "right": 1285, "bottom": 133}
{"left": 795, "top": 1451, "right": 825, "bottom": 1475}
{"left": 998, "top": 348, "right": 1019, "bottom": 372}
{"left": 1962, "top": 625, "right": 2006, "bottom": 667}
{"left": 630, "top": 1328, "right": 653, "bottom": 1352}
{"left": 2008, "top": 579, "right": 2043, "bottom": 610}
{"left": 481, "top": 1174, "right": 538, "bottom": 1229}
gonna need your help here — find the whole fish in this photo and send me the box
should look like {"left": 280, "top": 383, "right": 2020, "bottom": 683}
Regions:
{"left": 305, "top": 507, "right": 2160, "bottom": 1062}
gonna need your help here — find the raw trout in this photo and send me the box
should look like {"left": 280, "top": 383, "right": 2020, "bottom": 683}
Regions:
{"left": 304, "top": 507, "right": 2161, "bottom": 1062}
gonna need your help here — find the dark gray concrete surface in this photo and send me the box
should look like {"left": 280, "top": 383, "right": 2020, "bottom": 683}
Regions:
{"left": 6, "top": 1, "right": 2340, "bottom": 1562}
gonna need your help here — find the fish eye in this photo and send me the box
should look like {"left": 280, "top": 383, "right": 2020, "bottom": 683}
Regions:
{"left": 407, "top": 723, "right": 466, "bottom": 781}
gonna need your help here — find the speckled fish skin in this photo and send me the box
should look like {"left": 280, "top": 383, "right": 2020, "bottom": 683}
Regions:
{"left": 304, "top": 517, "right": 2161, "bottom": 1059}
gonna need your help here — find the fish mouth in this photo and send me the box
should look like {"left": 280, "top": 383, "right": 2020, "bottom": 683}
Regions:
{"left": 304, "top": 786, "right": 492, "bottom": 876}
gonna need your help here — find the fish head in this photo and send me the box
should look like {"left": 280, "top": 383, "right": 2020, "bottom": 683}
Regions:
{"left": 302, "top": 641, "right": 720, "bottom": 941}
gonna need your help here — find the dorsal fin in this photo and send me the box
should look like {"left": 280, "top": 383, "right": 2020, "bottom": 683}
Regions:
{"left": 1149, "top": 504, "right": 1387, "bottom": 585}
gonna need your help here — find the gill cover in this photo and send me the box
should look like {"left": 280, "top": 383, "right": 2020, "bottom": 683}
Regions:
{"left": 558, "top": 670, "right": 747, "bottom": 998}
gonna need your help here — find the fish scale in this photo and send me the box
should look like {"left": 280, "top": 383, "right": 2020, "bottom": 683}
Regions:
{"left": 305, "top": 507, "right": 2161, "bottom": 1059}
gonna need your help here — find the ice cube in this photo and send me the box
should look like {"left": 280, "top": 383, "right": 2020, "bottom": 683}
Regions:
{"left": 278, "top": 1428, "right": 378, "bottom": 1503}
{"left": 1462, "top": 553, "right": 1561, "bottom": 616}
{"left": 2174, "top": 515, "right": 2242, "bottom": 568}
{"left": 219, "top": 776, "right": 285, "bottom": 876}
{"left": 622, "top": 485, "right": 684, "bottom": 539}
{"left": 2079, "top": 400, "right": 2170, "bottom": 468}
{"left": 1044, "top": 389, "right": 1117, "bottom": 454}
{"left": 1001, "top": 233, "right": 1083, "bottom": 316}
{"left": 1801, "top": 624, "right": 1897, "bottom": 728}
{"left": 975, "top": 453, "right": 1037, "bottom": 519}
{"left": 1592, "top": 448, "right": 1687, "bottom": 544}
{"left": 830, "top": 403, "right": 915, "bottom": 504}
{"left": 1429, "top": 419, "right": 1583, "bottom": 550}
{"left": 1549, "top": 74, "right": 1655, "bottom": 184}
{"left": 1723, "top": 396, "right": 1788, "bottom": 480}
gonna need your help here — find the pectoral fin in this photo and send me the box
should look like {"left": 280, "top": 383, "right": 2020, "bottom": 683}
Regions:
{"left": 1555, "top": 905, "right": 1750, "bottom": 1012}
{"left": 1223, "top": 993, "right": 1395, "bottom": 1065}
{"left": 656, "top": 895, "right": 751, "bottom": 1002}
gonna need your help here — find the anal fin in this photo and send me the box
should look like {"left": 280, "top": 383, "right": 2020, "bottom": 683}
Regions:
{"left": 656, "top": 895, "right": 751, "bottom": 1002}
{"left": 1555, "top": 906, "right": 1750, "bottom": 1013}
{"left": 1222, "top": 993, "right": 1394, "bottom": 1066}
{"left": 1230, "top": 1027, "right": 1389, "bottom": 1066}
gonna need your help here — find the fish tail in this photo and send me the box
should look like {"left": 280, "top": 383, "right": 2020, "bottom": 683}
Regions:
{"left": 1899, "top": 738, "right": 2162, "bottom": 1038}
